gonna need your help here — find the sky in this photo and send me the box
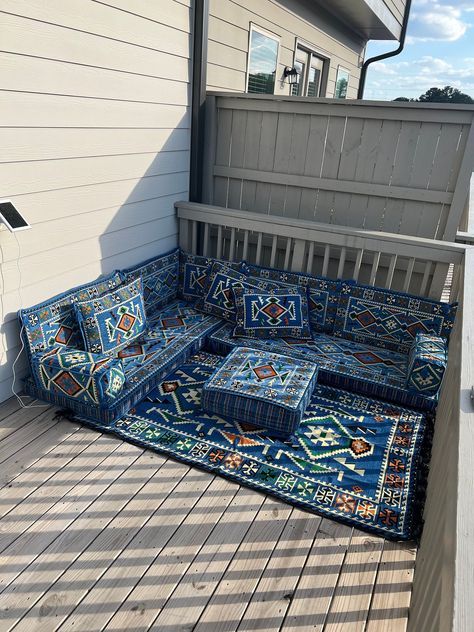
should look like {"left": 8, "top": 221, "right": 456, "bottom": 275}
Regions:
{"left": 364, "top": 0, "right": 474, "bottom": 100}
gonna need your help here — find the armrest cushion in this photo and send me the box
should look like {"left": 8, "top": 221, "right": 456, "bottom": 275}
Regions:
{"left": 31, "top": 347, "right": 125, "bottom": 407}
{"left": 406, "top": 333, "right": 448, "bottom": 396}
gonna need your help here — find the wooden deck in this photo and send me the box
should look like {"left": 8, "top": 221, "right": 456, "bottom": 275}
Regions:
{"left": 0, "top": 396, "right": 416, "bottom": 632}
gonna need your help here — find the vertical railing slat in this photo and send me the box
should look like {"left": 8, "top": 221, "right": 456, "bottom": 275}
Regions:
{"left": 191, "top": 220, "right": 198, "bottom": 254}
{"left": 322, "top": 244, "right": 330, "bottom": 277}
{"left": 291, "top": 239, "right": 306, "bottom": 272}
{"left": 403, "top": 257, "right": 416, "bottom": 292}
{"left": 228, "top": 227, "right": 236, "bottom": 262}
{"left": 353, "top": 249, "right": 364, "bottom": 281}
{"left": 202, "top": 222, "right": 210, "bottom": 257}
{"left": 216, "top": 225, "right": 223, "bottom": 260}
{"left": 270, "top": 235, "right": 278, "bottom": 268}
{"left": 242, "top": 230, "right": 249, "bottom": 262}
{"left": 420, "top": 261, "right": 431, "bottom": 296}
{"left": 386, "top": 254, "right": 397, "bottom": 289}
{"left": 306, "top": 241, "right": 315, "bottom": 274}
{"left": 284, "top": 237, "right": 292, "bottom": 270}
{"left": 337, "top": 247, "right": 346, "bottom": 279}
{"left": 255, "top": 232, "right": 263, "bottom": 265}
{"left": 370, "top": 252, "right": 381, "bottom": 286}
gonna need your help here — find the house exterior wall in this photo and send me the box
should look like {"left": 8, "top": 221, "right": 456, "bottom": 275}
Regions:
{"left": 207, "top": 0, "right": 366, "bottom": 99}
{"left": 0, "top": 0, "right": 192, "bottom": 402}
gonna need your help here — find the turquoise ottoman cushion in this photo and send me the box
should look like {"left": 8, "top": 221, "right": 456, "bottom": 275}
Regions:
{"left": 201, "top": 346, "right": 318, "bottom": 438}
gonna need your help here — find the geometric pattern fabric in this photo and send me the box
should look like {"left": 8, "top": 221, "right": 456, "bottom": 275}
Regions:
{"left": 123, "top": 247, "right": 179, "bottom": 317}
{"left": 407, "top": 333, "right": 448, "bottom": 395}
{"left": 334, "top": 282, "right": 457, "bottom": 354}
{"left": 31, "top": 346, "right": 125, "bottom": 406}
{"left": 233, "top": 286, "right": 312, "bottom": 340}
{"left": 246, "top": 263, "right": 342, "bottom": 334}
{"left": 102, "top": 352, "right": 428, "bottom": 540}
{"left": 19, "top": 271, "right": 124, "bottom": 357}
{"left": 202, "top": 346, "right": 318, "bottom": 437}
{"left": 74, "top": 278, "right": 147, "bottom": 355}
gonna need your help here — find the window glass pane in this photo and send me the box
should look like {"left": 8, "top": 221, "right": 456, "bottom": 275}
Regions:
{"left": 307, "top": 66, "right": 321, "bottom": 97}
{"left": 335, "top": 68, "right": 349, "bottom": 99}
{"left": 248, "top": 29, "right": 278, "bottom": 94}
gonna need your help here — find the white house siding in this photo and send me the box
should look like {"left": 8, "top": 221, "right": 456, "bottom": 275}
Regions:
{"left": 207, "top": 0, "right": 365, "bottom": 99}
{"left": 0, "top": 0, "right": 192, "bottom": 402}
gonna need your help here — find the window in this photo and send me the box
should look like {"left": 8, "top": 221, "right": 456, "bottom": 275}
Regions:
{"left": 247, "top": 26, "right": 279, "bottom": 94}
{"left": 335, "top": 67, "right": 350, "bottom": 99}
{"left": 291, "top": 45, "right": 327, "bottom": 97}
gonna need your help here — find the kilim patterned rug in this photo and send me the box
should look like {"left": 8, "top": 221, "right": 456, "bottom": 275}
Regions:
{"left": 83, "top": 352, "right": 431, "bottom": 540}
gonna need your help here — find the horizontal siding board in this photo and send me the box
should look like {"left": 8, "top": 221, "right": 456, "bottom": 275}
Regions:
{"left": 90, "top": 0, "right": 192, "bottom": 32}
{"left": 0, "top": 53, "right": 189, "bottom": 104}
{"left": 0, "top": 128, "right": 189, "bottom": 162}
{"left": 1, "top": 151, "right": 190, "bottom": 196}
{"left": 0, "top": 12, "right": 190, "bottom": 81}
{"left": 0, "top": 92, "right": 190, "bottom": 128}
{"left": 0, "top": 0, "right": 191, "bottom": 55}
{"left": 8, "top": 172, "right": 189, "bottom": 225}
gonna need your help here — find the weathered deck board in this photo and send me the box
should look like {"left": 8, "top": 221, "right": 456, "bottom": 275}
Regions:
{"left": 0, "top": 397, "right": 416, "bottom": 631}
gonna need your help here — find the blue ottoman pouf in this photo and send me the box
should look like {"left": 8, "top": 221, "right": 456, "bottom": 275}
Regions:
{"left": 201, "top": 346, "right": 319, "bottom": 438}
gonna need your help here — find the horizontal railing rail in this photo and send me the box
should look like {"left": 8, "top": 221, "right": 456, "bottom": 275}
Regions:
{"left": 176, "top": 201, "right": 466, "bottom": 300}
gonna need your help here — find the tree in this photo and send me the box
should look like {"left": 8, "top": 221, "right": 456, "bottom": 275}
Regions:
{"left": 393, "top": 96, "right": 411, "bottom": 102}
{"left": 418, "top": 86, "right": 473, "bottom": 104}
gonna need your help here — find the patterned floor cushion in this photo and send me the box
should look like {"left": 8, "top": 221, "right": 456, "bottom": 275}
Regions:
{"left": 201, "top": 346, "right": 319, "bottom": 438}
{"left": 24, "top": 300, "right": 222, "bottom": 424}
{"left": 206, "top": 322, "right": 437, "bottom": 411}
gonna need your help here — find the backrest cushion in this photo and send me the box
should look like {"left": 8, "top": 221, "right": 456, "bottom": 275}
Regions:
{"left": 19, "top": 271, "right": 123, "bottom": 357}
{"left": 122, "top": 248, "right": 179, "bottom": 316}
{"left": 333, "top": 282, "right": 457, "bottom": 353}
{"left": 75, "top": 278, "right": 146, "bottom": 355}
{"left": 245, "top": 263, "right": 342, "bottom": 333}
{"left": 196, "top": 261, "right": 275, "bottom": 322}
{"left": 179, "top": 251, "right": 242, "bottom": 302}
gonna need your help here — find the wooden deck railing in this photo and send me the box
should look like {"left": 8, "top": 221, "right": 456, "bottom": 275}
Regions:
{"left": 202, "top": 93, "right": 474, "bottom": 242}
{"left": 176, "top": 200, "right": 474, "bottom": 632}
{"left": 177, "top": 201, "right": 465, "bottom": 300}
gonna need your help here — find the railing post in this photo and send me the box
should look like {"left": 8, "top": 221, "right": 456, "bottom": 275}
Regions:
{"left": 202, "top": 94, "right": 217, "bottom": 205}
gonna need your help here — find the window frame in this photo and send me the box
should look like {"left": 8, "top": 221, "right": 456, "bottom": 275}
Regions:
{"left": 292, "top": 39, "right": 330, "bottom": 97}
{"left": 334, "top": 65, "right": 350, "bottom": 99}
{"left": 246, "top": 23, "right": 281, "bottom": 95}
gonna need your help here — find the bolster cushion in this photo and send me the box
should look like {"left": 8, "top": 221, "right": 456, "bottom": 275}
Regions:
{"left": 31, "top": 347, "right": 125, "bottom": 407}
{"left": 406, "top": 333, "right": 448, "bottom": 396}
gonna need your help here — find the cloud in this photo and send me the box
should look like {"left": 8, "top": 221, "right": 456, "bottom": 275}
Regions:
{"left": 407, "top": 1, "right": 471, "bottom": 42}
{"left": 366, "top": 56, "right": 474, "bottom": 99}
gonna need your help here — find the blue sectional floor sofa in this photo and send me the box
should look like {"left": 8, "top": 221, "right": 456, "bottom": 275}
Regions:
{"left": 20, "top": 247, "right": 456, "bottom": 423}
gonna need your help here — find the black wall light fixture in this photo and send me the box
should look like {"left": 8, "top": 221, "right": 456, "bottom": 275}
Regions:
{"left": 284, "top": 66, "right": 300, "bottom": 88}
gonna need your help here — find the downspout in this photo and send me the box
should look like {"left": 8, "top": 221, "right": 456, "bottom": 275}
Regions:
{"left": 189, "top": 0, "right": 209, "bottom": 202}
{"left": 357, "top": 0, "right": 412, "bottom": 99}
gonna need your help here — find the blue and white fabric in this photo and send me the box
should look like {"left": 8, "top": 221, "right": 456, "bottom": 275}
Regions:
{"left": 75, "top": 278, "right": 147, "bottom": 355}
{"left": 246, "top": 263, "right": 342, "bottom": 333}
{"left": 123, "top": 248, "right": 179, "bottom": 316}
{"left": 202, "top": 346, "right": 318, "bottom": 438}
{"left": 407, "top": 333, "right": 448, "bottom": 396}
{"left": 206, "top": 322, "right": 438, "bottom": 411}
{"left": 196, "top": 261, "right": 275, "bottom": 322}
{"left": 334, "top": 282, "right": 457, "bottom": 353}
{"left": 31, "top": 347, "right": 125, "bottom": 407}
{"left": 233, "top": 286, "right": 311, "bottom": 340}
{"left": 24, "top": 300, "right": 221, "bottom": 424}
{"left": 19, "top": 271, "right": 123, "bottom": 357}
{"left": 179, "top": 252, "right": 243, "bottom": 302}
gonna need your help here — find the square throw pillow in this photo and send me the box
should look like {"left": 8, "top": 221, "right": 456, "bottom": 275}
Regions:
{"left": 334, "top": 281, "right": 457, "bottom": 354}
{"left": 245, "top": 263, "right": 342, "bottom": 334}
{"left": 178, "top": 251, "right": 244, "bottom": 302}
{"left": 75, "top": 278, "right": 147, "bottom": 355}
{"left": 233, "top": 286, "right": 312, "bottom": 339}
{"left": 196, "top": 261, "right": 275, "bottom": 322}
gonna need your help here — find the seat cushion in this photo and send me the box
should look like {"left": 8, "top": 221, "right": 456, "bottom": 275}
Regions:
{"left": 206, "top": 322, "right": 437, "bottom": 411}
{"left": 117, "top": 300, "right": 222, "bottom": 386}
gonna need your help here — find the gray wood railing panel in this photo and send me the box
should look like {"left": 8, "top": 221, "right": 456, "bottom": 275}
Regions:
{"left": 203, "top": 94, "right": 474, "bottom": 241}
